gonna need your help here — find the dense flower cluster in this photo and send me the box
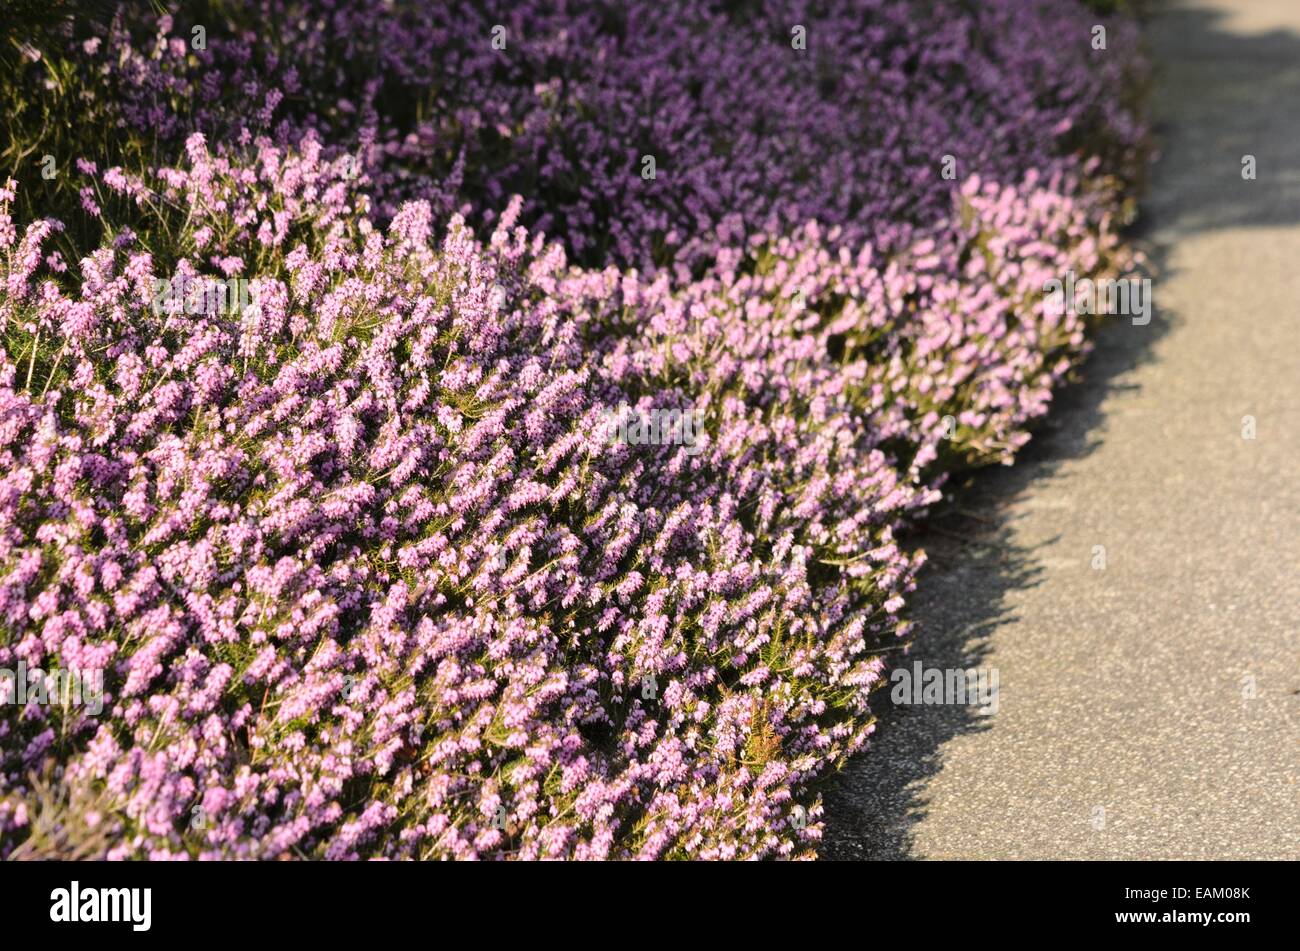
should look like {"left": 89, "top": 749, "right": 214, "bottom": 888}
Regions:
{"left": 0, "top": 0, "right": 1144, "bottom": 858}
{"left": 91, "top": 1, "right": 1145, "bottom": 268}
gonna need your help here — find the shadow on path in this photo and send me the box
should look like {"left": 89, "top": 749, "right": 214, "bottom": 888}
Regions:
{"left": 820, "top": 0, "right": 1300, "bottom": 859}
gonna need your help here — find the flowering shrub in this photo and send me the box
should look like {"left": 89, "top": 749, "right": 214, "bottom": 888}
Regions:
{"left": 0, "top": 0, "right": 1145, "bottom": 858}
{"left": 72, "top": 1, "right": 1146, "bottom": 265}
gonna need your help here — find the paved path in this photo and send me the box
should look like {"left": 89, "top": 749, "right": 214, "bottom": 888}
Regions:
{"left": 824, "top": 0, "right": 1300, "bottom": 859}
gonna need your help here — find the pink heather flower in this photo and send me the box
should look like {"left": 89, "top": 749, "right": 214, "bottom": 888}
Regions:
{"left": 0, "top": 0, "right": 1145, "bottom": 861}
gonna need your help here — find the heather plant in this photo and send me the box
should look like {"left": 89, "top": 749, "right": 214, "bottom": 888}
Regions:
{"left": 0, "top": 0, "right": 1147, "bottom": 859}
{"left": 0, "top": 2, "right": 183, "bottom": 260}
{"left": 7, "top": 2, "right": 1146, "bottom": 270}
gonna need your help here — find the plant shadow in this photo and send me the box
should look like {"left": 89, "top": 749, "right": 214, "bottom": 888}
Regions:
{"left": 819, "top": 0, "right": 1300, "bottom": 860}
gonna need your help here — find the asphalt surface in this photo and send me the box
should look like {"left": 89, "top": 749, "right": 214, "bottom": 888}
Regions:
{"left": 823, "top": 0, "right": 1300, "bottom": 859}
